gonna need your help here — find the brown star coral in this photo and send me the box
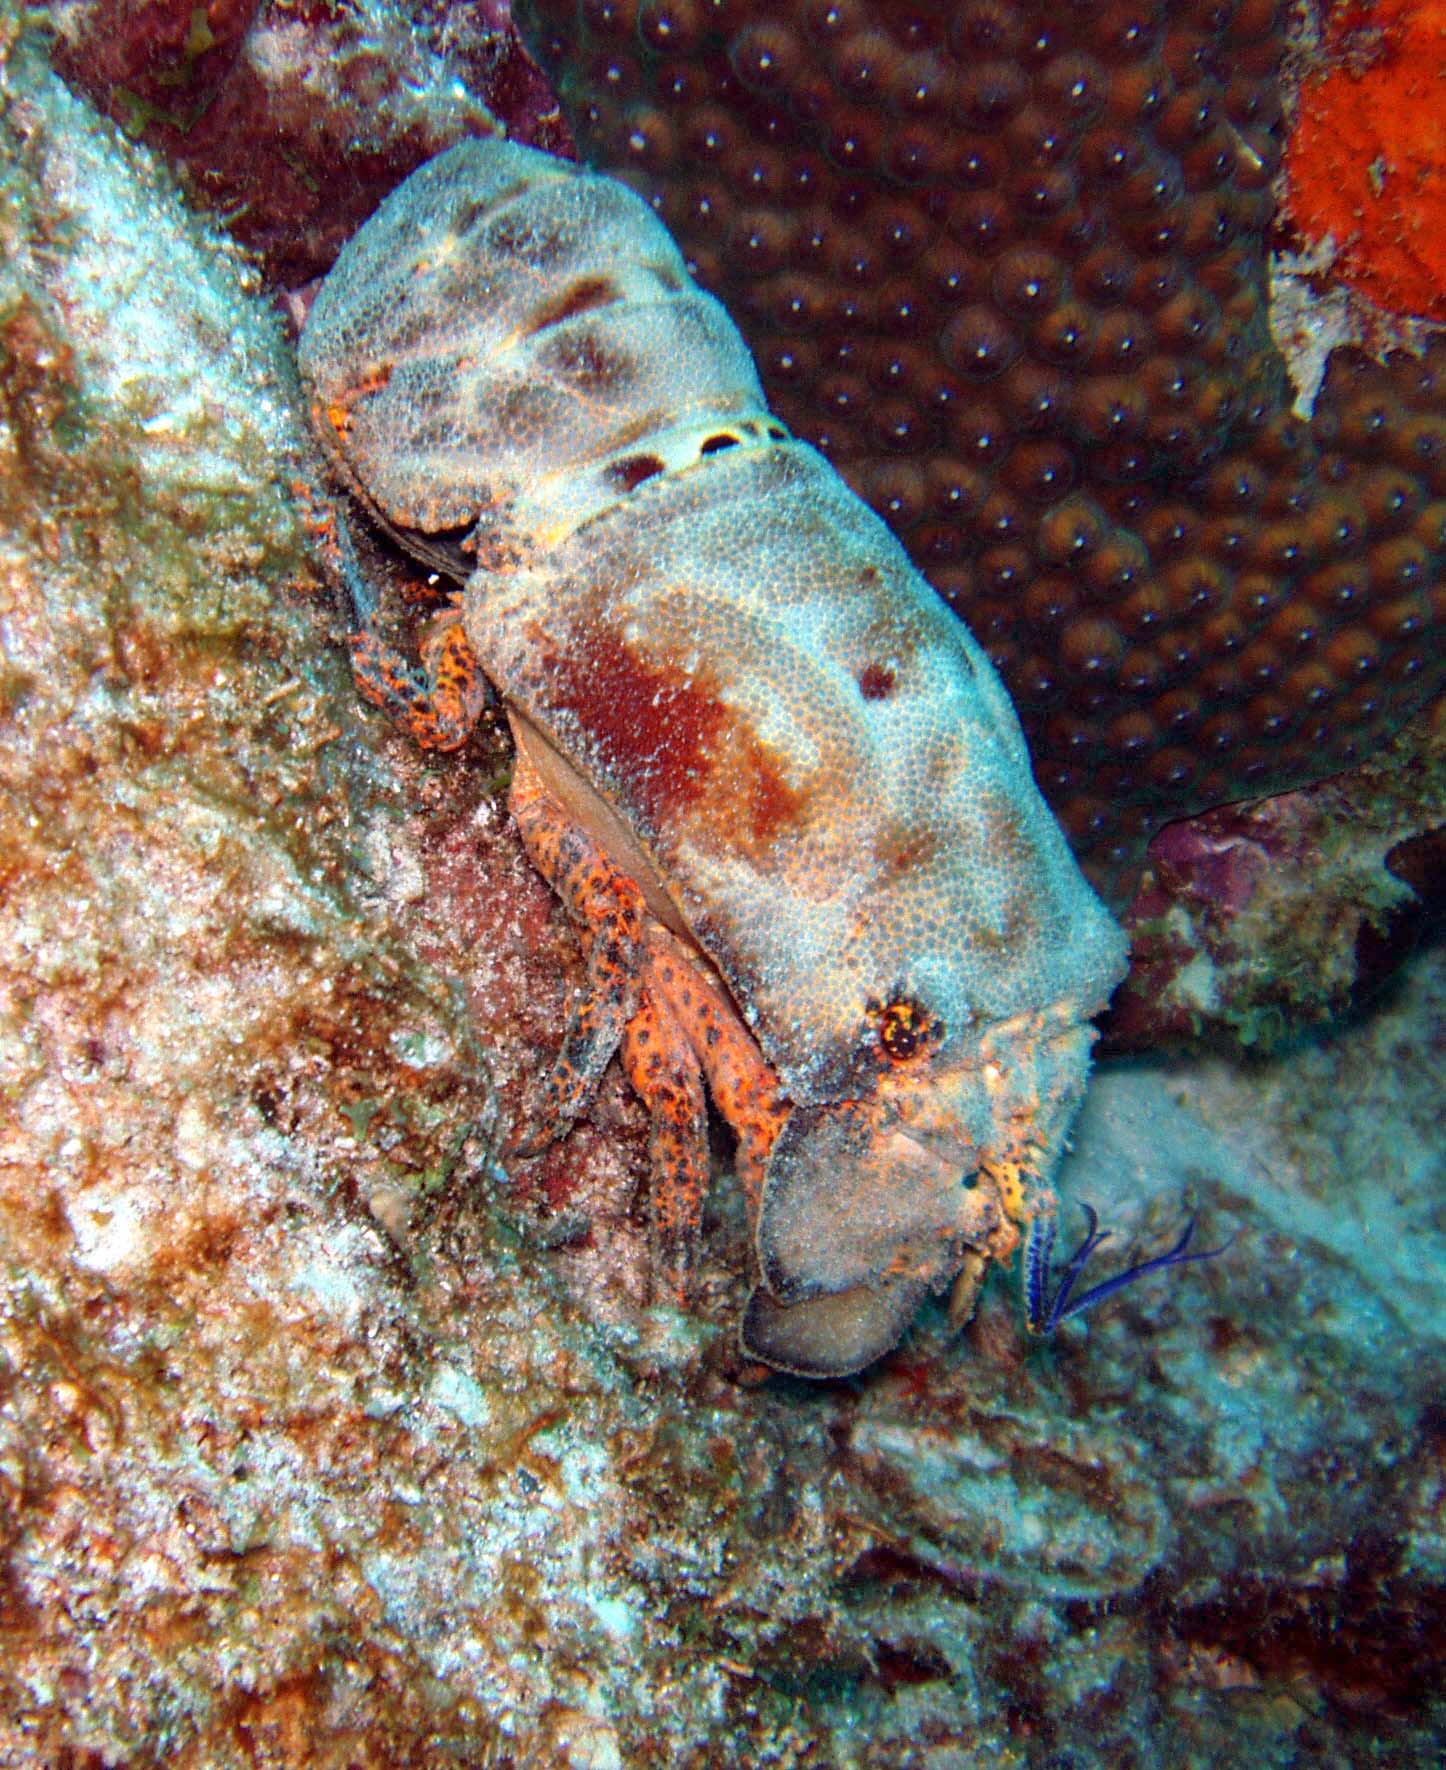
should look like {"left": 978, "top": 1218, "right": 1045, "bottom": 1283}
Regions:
{"left": 514, "top": 0, "right": 1444, "bottom": 897}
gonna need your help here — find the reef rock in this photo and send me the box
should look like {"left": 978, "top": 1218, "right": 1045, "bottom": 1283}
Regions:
{"left": 45, "top": 0, "right": 565, "bottom": 286}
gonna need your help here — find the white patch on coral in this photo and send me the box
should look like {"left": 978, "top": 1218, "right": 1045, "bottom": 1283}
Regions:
{"left": 1270, "top": 240, "right": 1443, "bottom": 420}
{"left": 1172, "top": 950, "right": 1221, "bottom": 1017}
{"left": 65, "top": 1183, "right": 149, "bottom": 1272}
{"left": 287, "top": 1225, "right": 375, "bottom": 1323}
{"left": 28, "top": 59, "right": 307, "bottom": 542}
{"left": 1270, "top": 242, "right": 1353, "bottom": 418}
{"left": 427, "top": 1361, "right": 493, "bottom": 1431}
{"left": 586, "top": 1591, "right": 639, "bottom": 1643}
{"left": 173, "top": 1098, "right": 214, "bottom": 1171}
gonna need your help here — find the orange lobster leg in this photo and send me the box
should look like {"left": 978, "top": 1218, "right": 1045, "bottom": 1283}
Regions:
{"left": 619, "top": 985, "right": 709, "bottom": 1300}
{"left": 350, "top": 599, "right": 490, "bottom": 753}
{"left": 507, "top": 756, "right": 792, "bottom": 1297}
{"left": 642, "top": 927, "right": 787, "bottom": 1223}
{"left": 509, "top": 748, "right": 648, "bottom": 1154}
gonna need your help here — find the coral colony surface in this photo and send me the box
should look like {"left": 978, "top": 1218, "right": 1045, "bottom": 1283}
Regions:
{"left": 515, "top": 0, "right": 1446, "bottom": 900}
{"left": 1, "top": 2, "right": 1443, "bottom": 1766}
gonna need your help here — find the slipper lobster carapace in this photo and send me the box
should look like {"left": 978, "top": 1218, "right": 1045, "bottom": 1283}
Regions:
{"left": 299, "top": 139, "right": 1127, "bottom": 1377}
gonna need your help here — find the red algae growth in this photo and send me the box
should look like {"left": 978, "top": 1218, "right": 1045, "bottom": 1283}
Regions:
{"left": 1287, "top": 0, "right": 1446, "bottom": 322}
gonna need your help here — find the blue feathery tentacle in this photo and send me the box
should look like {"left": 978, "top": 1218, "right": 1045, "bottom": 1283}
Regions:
{"left": 1024, "top": 1204, "right": 1230, "bottom": 1335}
{"left": 1023, "top": 1207, "right": 1056, "bottom": 1334}
{"left": 1041, "top": 1202, "right": 1113, "bottom": 1327}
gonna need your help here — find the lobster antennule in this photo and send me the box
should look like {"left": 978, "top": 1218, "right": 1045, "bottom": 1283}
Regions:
{"left": 1026, "top": 1204, "right": 1231, "bottom": 1335}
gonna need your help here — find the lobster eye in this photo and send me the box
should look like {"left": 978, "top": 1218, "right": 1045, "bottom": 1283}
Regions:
{"left": 872, "top": 996, "right": 941, "bottom": 1062}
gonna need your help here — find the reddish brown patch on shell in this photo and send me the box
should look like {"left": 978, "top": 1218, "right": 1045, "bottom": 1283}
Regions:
{"left": 521, "top": 273, "right": 622, "bottom": 337}
{"left": 542, "top": 628, "right": 725, "bottom": 828}
{"left": 874, "top": 821, "right": 940, "bottom": 882}
{"left": 742, "top": 746, "right": 808, "bottom": 847}
{"left": 607, "top": 452, "right": 667, "bottom": 493}
{"left": 857, "top": 661, "right": 897, "bottom": 701}
{"left": 540, "top": 328, "right": 637, "bottom": 395}
{"left": 540, "top": 627, "right": 806, "bottom": 850}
